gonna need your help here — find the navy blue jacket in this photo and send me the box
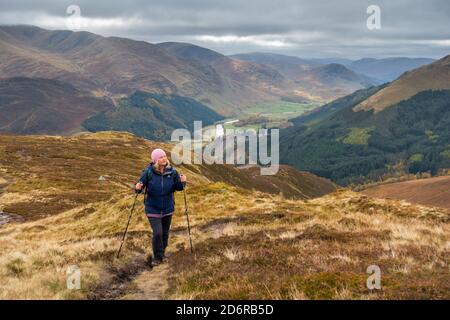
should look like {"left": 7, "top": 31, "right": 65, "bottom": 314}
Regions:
{"left": 137, "top": 163, "right": 184, "bottom": 216}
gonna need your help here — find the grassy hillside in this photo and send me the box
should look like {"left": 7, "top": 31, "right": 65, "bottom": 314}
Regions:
{"left": 281, "top": 89, "right": 450, "bottom": 185}
{"left": 362, "top": 175, "right": 450, "bottom": 210}
{"left": 289, "top": 85, "right": 386, "bottom": 128}
{"left": 167, "top": 190, "right": 449, "bottom": 299}
{"left": 355, "top": 55, "right": 450, "bottom": 112}
{"left": 280, "top": 54, "right": 450, "bottom": 185}
{"left": 0, "top": 132, "right": 448, "bottom": 299}
{"left": 0, "top": 77, "right": 114, "bottom": 135}
{"left": 0, "top": 132, "right": 335, "bottom": 220}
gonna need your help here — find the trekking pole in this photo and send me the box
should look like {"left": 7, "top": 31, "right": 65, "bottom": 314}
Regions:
{"left": 182, "top": 182, "right": 194, "bottom": 254}
{"left": 116, "top": 192, "right": 139, "bottom": 259}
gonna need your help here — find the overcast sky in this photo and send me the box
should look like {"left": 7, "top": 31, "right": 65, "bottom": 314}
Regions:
{"left": 1, "top": 0, "right": 449, "bottom": 59}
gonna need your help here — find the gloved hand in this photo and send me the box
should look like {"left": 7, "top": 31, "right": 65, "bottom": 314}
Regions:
{"left": 135, "top": 182, "right": 144, "bottom": 194}
{"left": 180, "top": 174, "right": 187, "bottom": 186}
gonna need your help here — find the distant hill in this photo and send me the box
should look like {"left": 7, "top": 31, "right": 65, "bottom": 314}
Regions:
{"left": 0, "top": 25, "right": 290, "bottom": 116}
{"left": 312, "top": 63, "right": 374, "bottom": 92}
{"left": 0, "top": 25, "right": 437, "bottom": 138}
{"left": 309, "top": 58, "right": 353, "bottom": 66}
{"left": 230, "top": 52, "right": 375, "bottom": 101}
{"left": 0, "top": 25, "right": 310, "bottom": 138}
{"left": 161, "top": 44, "right": 376, "bottom": 103}
{"left": 280, "top": 54, "right": 450, "bottom": 185}
{"left": 231, "top": 54, "right": 435, "bottom": 86}
{"left": 157, "top": 42, "right": 291, "bottom": 104}
{"left": 158, "top": 42, "right": 228, "bottom": 63}
{"left": 347, "top": 57, "right": 435, "bottom": 83}
{"left": 355, "top": 55, "right": 450, "bottom": 112}
{"left": 309, "top": 57, "right": 434, "bottom": 83}
{"left": 1, "top": 25, "right": 379, "bottom": 139}
{"left": 230, "top": 52, "right": 318, "bottom": 67}
{"left": 0, "top": 77, "right": 113, "bottom": 134}
{"left": 82, "top": 91, "right": 224, "bottom": 140}
{"left": 2, "top": 25, "right": 369, "bottom": 121}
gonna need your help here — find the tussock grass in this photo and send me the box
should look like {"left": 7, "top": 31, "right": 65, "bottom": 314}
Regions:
{"left": 1, "top": 132, "right": 449, "bottom": 299}
{"left": 166, "top": 190, "right": 450, "bottom": 299}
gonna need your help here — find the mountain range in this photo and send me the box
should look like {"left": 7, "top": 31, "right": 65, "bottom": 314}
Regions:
{"left": 0, "top": 25, "right": 382, "bottom": 136}
{"left": 230, "top": 52, "right": 375, "bottom": 100}
{"left": 0, "top": 24, "right": 438, "bottom": 147}
{"left": 231, "top": 53, "right": 434, "bottom": 84}
{"left": 346, "top": 57, "right": 435, "bottom": 83}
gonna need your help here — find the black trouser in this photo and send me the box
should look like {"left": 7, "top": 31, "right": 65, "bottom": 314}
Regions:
{"left": 148, "top": 215, "right": 172, "bottom": 260}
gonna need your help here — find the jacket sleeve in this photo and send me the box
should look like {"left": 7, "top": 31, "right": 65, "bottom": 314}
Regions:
{"left": 173, "top": 170, "right": 185, "bottom": 191}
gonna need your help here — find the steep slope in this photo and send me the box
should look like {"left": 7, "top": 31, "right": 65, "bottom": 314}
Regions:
{"left": 0, "top": 26, "right": 225, "bottom": 105}
{"left": 0, "top": 75, "right": 224, "bottom": 137}
{"left": 281, "top": 89, "right": 450, "bottom": 185}
{"left": 158, "top": 42, "right": 227, "bottom": 64}
{"left": 0, "top": 77, "right": 114, "bottom": 134}
{"left": 313, "top": 63, "right": 374, "bottom": 93}
{"left": 289, "top": 84, "right": 386, "bottom": 128}
{"left": 0, "top": 132, "right": 336, "bottom": 220}
{"left": 362, "top": 175, "right": 450, "bottom": 209}
{"left": 355, "top": 55, "right": 450, "bottom": 112}
{"left": 198, "top": 164, "right": 337, "bottom": 199}
{"left": 157, "top": 42, "right": 291, "bottom": 103}
{"left": 0, "top": 28, "right": 98, "bottom": 93}
{"left": 280, "top": 55, "right": 450, "bottom": 185}
{"left": 0, "top": 131, "right": 448, "bottom": 299}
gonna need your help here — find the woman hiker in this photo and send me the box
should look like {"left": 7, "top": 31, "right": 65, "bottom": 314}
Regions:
{"left": 135, "top": 148, "right": 187, "bottom": 267}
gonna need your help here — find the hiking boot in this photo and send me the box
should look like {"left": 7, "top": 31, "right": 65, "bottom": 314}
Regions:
{"left": 146, "top": 254, "right": 153, "bottom": 267}
{"left": 152, "top": 258, "right": 163, "bottom": 267}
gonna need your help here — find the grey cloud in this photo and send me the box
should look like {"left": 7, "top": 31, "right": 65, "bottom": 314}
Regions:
{"left": 0, "top": 0, "right": 449, "bottom": 58}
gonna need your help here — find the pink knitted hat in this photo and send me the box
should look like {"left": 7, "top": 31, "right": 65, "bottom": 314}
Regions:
{"left": 151, "top": 148, "right": 166, "bottom": 163}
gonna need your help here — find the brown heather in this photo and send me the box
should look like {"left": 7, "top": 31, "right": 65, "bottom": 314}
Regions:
{"left": 0, "top": 132, "right": 448, "bottom": 299}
